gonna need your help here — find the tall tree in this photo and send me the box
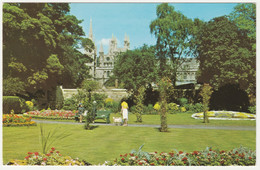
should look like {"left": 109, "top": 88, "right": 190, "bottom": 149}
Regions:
{"left": 196, "top": 16, "right": 255, "bottom": 99}
{"left": 113, "top": 45, "right": 158, "bottom": 96}
{"left": 150, "top": 3, "right": 196, "bottom": 85}
{"left": 3, "top": 3, "right": 90, "bottom": 103}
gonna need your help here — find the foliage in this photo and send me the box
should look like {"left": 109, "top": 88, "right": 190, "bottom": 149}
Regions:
{"left": 39, "top": 125, "right": 71, "bottom": 154}
{"left": 105, "top": 146, "right": 256, "bottom": 166}
{"left": 62, "top": 98, "right": 78, "bottom": 110}
{"left": 153, "top": 103, "right": 160, "bottom": 111}
{"left": 248, "top": 106, "right": 256, "bottom": 114}
{"left": 134, "top": 86, "right": 146, "bottom": 122}
{"left": 196, "top": 15, "right": 255, "bottom": 98}
{"left": 3, "top": 96, "right": 23, "bottom": 114}
{"left": 178, "top": 98, "right": 188, "bottom": 106}
{"left": 24, "top": 110, "right": 77, "bottom": 120}
{"left": 143, "top": 104, "right": 157, "bottom": 115}
{"left": 199, "top": 84, "right": 213, "bottom": 123}
{"left": 3, "top": 114, "right": 36, "bottom": 127}
{"left": 184, "top": 103, "right": 204, "bottom": 113}
{"left": 7, "top": 148, "right": 90, "bottom": 166}
{"left": 150, "top": 3, "right": 197, "bottom": 83}
{"left": 25, "top": 101, "right": 34, "bottom": 111}
{"left": 113, "top": 45, "right": 157, "bottom": 95}
{"left": 3, "top": 3, "right": 90, "bottom": 102}
{"left": 167, "top": 103, "right": 179, "bottom": 114}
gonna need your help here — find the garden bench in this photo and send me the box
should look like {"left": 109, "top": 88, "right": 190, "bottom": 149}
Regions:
{"left": 94, "top": 110, "right": 111, "bottom": 124}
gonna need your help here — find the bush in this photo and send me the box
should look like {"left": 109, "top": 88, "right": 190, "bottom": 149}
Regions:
{"left": 3, "top": 96, "right": 23, "bottom": 114}
{"left": 167, "top": 103, "right": 179, "bottom": 114}
{"left": 248, "top": 105, "right": 256, "bottom": 114}
{"left": 143, "top": 104, "right": 157, "bottom": 115}
{"left": 178, "top": 98, "right": 188, "bottom": 106}
{"left": 104, "top": 146, "right": 256, "bottom": 166}
{"left": 184, "top": 103, "right": 204, "bottom": 113}
{"left": 62, "top": 98, "right": 77, "bottom": 110}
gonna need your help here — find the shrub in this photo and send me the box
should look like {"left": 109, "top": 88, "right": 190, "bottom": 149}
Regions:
{"left": 153, "top": 103, "right": 160, "bottom": 111}
{"left": 184, "top": 103, "right": 204, "bottom": 113}
{"left": 62, "top": 98, "right": 77, "bottom": 110}
{"left": 248, "top": 106, "right": 256, "bottom": 114}
{"left": 105, "top": 98, "right": 114, "bottom": 108}
{"left": 104, "top": 146, "right": 256, "bottom": 166}
{"left": 144, "top": 104, "right": 157, "bottom": 115}
{"left": 3, "top": 96, "right": 22, "bottom": 114}
{"left": 7, "top": 148, "right": 91, "bottom": 166}
{"left": 167, "top": 103, "right": 179, "bottom": 114}
{"left": 178, "top": 98, "right": 188, "bottom": 106}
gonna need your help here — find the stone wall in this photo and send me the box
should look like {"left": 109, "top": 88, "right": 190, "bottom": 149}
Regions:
{"left": 61, "top": 86, "right": 129, "bottom": 102}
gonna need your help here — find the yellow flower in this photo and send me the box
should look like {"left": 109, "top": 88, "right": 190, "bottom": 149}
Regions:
{"left": 153, "top": 103, "right": 160, "bottom": 111}
{"left": 180, "top": 107, "right": 186, "bottom": 112}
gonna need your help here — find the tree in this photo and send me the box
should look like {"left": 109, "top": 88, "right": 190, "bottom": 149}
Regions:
{"left": 196, "top": 16, "right": 255, "bottom": 100}
{"left": 199, "top": 84, "right": 213, "bottom": 123}
{"left": 134, "top": 86, "right": 146, "bottom": 122}
{"left": 3, "top": 3, "right": 90, "bottom": 107}
{"left": 229, "top": 3, "right": 256, "bottom": 104}
{"left": 113, "top": 45, "right": 157, "bottom": 96}
{"left": 150, "top": 3, "right": 196, "bottom": 85}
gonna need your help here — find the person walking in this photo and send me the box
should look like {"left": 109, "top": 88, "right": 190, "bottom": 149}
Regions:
{"left": 121, "top": 101, "right": 128, "bottom": 126}
{"left": 78, "top": 103, "right": 85, "bottom": 123}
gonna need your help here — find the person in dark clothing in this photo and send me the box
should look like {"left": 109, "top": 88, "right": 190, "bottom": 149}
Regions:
{"left": 77, "top": 103, "right": 85, "bottom": 123}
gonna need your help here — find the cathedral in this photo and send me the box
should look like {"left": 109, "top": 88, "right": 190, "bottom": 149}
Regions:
{"left": 85, "top": 19, "right": 130, "bottom": 86}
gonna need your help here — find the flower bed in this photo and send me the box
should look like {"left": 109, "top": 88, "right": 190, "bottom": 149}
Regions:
{"left": 7, "top": 147, "right": 90, "bottom": 166}
{"left": 104, "top": 146, "right": 255, "bottom": 166}
{"left": 24, "top": 110, "right": 77, "bottom": 120}
{"left": 191, "top": 111, "right": 256, "bottom": 120}
{"left": 3, "top": 114, "right": 36, "bottom": 127}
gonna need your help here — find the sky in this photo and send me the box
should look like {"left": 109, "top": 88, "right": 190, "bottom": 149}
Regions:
{"left": 69, "top": 3, "right": 238, "bottom": 54}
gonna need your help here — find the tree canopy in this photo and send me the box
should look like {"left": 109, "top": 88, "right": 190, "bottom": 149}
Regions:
{"left": 112, "top": 45, "right": 158, "bottom": 95}
{"left": 150, "top": 3, "right": 197, "bottom": 84}
{"left": 196, "top": 16, "right": 255, "bottom": 98}
{"left": 3, "top": 3, "right": 91, "bottom": 100}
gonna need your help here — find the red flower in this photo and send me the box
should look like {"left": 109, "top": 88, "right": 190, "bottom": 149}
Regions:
{"left": 156, "top": 158, "right": 159, "bottom": 161}
{"left": 130, "top": 153, "right": 134, "bottom": 156}
{"left": 34, "top": 152, "right": 39, "bottom": 156}
{"left": 25, "top": 156, "right": 29, "bottom": 160}
{"left": 150, "top": 163, "right": 155, "bottom": 166}
{"left": 56, "top": 151, "right": 60, "bottom": 154}
{"left": 155, "top": 151, "right": 157, "bottom": 154}
{"left": 193, "top": 151, "right": 199, "bottom": 155}
{"left": 207, "top": 153, "right": 211, "bottom": 156}
{"left": 51, "top": 147, "right": 55, "bottom": 151}
{"left": 138, "top": 162, "right": 143, "bottom": 165}
{"left": 28, "top": 152, "right": 33, "bottom": 155}
{"left": 179, "top": 151, "right": 183, "bottom": 154}
{"left": 50, "top": 151, "right": 53, "bottom": 153}
{"left": 59, "top": 154, "right": 62, "bottom": 156}
{"left": 46, "top": 153, "right": 51, "bottom": 157}
{"left": 121, "top": 158, "right": 125, "bottom": 161}
{"left": 43, "top": 157, "right": 47, "bottom": 161}
{"left": 120, "top": 154, "right": 123, "bottom": 157}
{"left": 135, "top": 156, "right": 138, "bottom": 159}
{"left": 209, "top": 149, "right": 212, "bottom": 151}
{"left": 182, "top": 157, "right": 188, "bottom": 161}
{"left": 36, "top": 156, "right": 38, "bottom": 160}
{"left": 186, "top": 153, "right": 189, "bottom": 156}
{"left": 124, "top": 153, "right": 128, "bottom": 157}
{"left": 249, "top": 157, "right": 252, "bottom": 160}
{"left": 171, "top": 163, "right": 175, "bottom": 165}
{"left": 183, "top": 161, "right": 186, "bottom": 164}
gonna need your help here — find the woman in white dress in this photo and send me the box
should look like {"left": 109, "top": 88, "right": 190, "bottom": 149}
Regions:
{"left": 121, "top": 101, "right": 128, "bottom": 126}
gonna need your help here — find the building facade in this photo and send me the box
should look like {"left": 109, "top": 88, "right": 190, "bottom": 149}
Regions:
{"left": 85, "top": 19, "right": 130, "bottom": 86}
{"left": 85, "top": 20, "right": 199, "bottom": 87}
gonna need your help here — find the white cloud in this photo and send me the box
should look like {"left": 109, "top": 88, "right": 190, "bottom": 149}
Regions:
{"left": 98, "top": 38, "right": 111, "bottom": 46}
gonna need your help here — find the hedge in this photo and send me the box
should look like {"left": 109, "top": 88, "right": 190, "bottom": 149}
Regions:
{"left": 3, "top": 96, "right": 22, "bottom": 114}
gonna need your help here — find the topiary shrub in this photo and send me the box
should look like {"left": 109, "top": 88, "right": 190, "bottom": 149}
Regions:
{"left": 248, "top": 105, "right": 256, "bottom": 114}
{"left": 3, "top": 96, "right": 22, "bottom": 114}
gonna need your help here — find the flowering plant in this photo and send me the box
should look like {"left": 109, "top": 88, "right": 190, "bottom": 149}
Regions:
{"left": 24, "top": 110, "right": 77, "bottom": 120}
{"left": 25, "top": 101, "right": 34, "bottom": 111}
{"left": 7, "top": 147, "right": 90, "bottom": 166}
{"left": 104, "top": 146, "right": 256, "bottom": 166}
{"left": 153, "top": 103, "right": 160, "bottom": 111}
{"left": 3, "top": 114, "right": 36, "bottom": 127}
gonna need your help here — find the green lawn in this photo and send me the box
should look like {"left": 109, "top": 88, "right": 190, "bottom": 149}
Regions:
{"left": 3, "top": 123, "right": 256, "bottom": 165}
{"left": 111, "top": 112, "right": 256, "bottom": 126}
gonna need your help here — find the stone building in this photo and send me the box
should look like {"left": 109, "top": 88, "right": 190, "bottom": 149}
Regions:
{"left": 85, "top": 19, "right": 130, "bottom": 86}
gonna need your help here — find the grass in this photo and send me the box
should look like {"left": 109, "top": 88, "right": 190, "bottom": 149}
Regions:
{"left": 3, "top": 123, "right": 256, "bottom": 165}
{"left": 29, "top": 112, "right": 256, "bottom": 127}
{"left": 111, "top": 112, "right": 256, "bottom": 126}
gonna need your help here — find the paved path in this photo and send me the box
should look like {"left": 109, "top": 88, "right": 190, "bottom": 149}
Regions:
{"left": 32, "top": 119, "right": 255, "bottom": 131}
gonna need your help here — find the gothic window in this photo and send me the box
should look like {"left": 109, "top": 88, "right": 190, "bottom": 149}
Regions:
{"left": 107, "top": 71, "right": 110, "bottom": 77}
{"left": 106, "top": 57, "right": 110, "bottom": 61}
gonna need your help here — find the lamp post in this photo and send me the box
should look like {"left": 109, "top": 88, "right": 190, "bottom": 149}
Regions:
{"left": 92, "top": 101, "right": 97, "bottom": 123}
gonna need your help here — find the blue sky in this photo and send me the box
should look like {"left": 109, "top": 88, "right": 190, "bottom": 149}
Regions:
{"left": 69, "top": 3, "right": 238, "bottom": 54}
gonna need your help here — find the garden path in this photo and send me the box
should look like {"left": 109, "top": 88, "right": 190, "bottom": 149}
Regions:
{"left": 32, "top": 119, "right": 255, "bottom": 131}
